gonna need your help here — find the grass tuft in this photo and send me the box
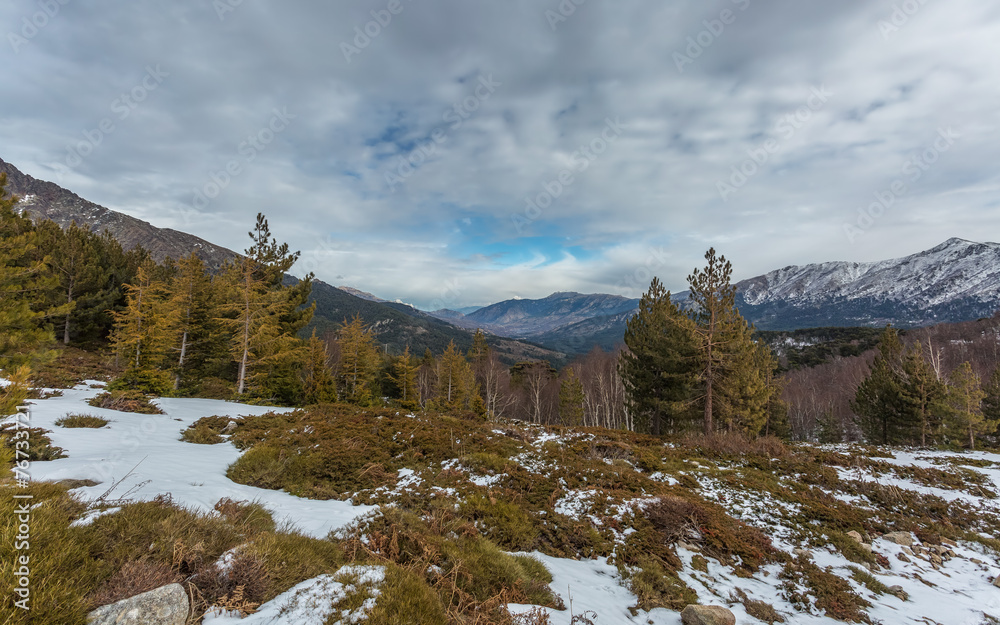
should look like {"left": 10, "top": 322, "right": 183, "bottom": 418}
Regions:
{"left": 56, "top": 414, "right": 109, "bottom": 428}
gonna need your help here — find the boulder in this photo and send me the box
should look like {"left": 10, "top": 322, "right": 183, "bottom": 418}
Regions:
{"left": 793, "top": 548, "right": 812, "bottom": 560}
{"left": 847, "top": 531, "right": 865, "bottom": 544}
{"left": 993, "top": 575, "right": 1000, "bottom": 588}
{"left": 681, "top": 605, "right": 736, "bottom": 625}
{"left": 882, "top": 531, "right": 914, "bottom": 547}
{"left": 887, "top": 585, "right": 908, "bottom": 600}
{"left": 941, "top": 537, "right": 958, "bottom": 548}
{"left": 87, "top": 584, "right": 188, "bottom": 625}
{"left": 895, "top": 552, "right": 911, "bottom": 563}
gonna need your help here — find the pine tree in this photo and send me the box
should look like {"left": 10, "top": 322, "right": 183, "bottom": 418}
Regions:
{"left": 559, "top": 367, "right": 586, "bottom": 427}
{"left": 389, "top": 346, "right": 420, "bottom": 410}
{"left": 35, "top": 220, "right": 105, "bottom": 345}
{"left": 301, "top": 331, "right": 337, "bottom": 404}
{"left": 902, "top": 342, "right": 947, "bottom": 446}
{"left": 109, "top": 262, "right": 173, "bottom": 393}
{"left": 716, "top": 327, "right": 780, "bottom": 436}
{"left": 982, "top": 366, "right": 1000, "bottom": 447}
{"left": 687, "top": 248, "right": 749, "bottom": 434}
{"left": 619, "top": 277, "right": 699, "bottom": 435}
{"left": 0, "top": 173, "right": 63, "bottom": 372}
{"left": 163, "top": 253, "right": 215, "bottom": 391}
{"left": 435, "top": 340, "right": 477, "bottom": 413}
{"left": 852, "top": 326, "right": 912, "bottom": 445}
{"left": 944, "top": 362, "right": 990, "bottom": 450}
{"left": 335, "top": 314, "right": 380, "bottom": 405}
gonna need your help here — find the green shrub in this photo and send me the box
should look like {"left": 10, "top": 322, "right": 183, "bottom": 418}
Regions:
{"left": 0, "top": 424, "right": 67, "bottom": 461}
{"left": 365, "top": 564, "right": 448, "bottom": 625}
{"left": 55, "top": 414, "right": 109, "bottom": 429}
{"left": 87, "top": 390, "right": 163, "bottom": 414}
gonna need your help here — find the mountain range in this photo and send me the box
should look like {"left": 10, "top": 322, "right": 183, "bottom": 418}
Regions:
{"left": 4, "top": 155, "right": 999, "bottom": 357}
{"left": 0, "top": 157, "right": 560, "bottom": 363}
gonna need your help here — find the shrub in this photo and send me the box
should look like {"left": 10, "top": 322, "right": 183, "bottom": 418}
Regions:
{"left": 196, "top": 377, "right": 235, "bottom": 400}
{"left": 363, "top": 564, "right": 448, "bottom": 625}
{"left": 0, "top": 424, "right": 67, "bottom": 461}
{"left": 213, "top": 498, "right": 276, "bottom": 534}
{"left": 108, "top": 369, "right": 173, "bottom": 396}
{"left": 90, "top": 559, "right": 181, "bottom": 607}
{"left": 460, "top": 494, "right": 539, "bottom": 552}
{"left": 87, "top": 390, "right": 163, "bottom": 414}
{"left": 55, "top": 414, "right": 109, "bottom": 428}
{"left": 241, "top": 531, "right": 344, "bottom": 603}
{"left": 30, "top": 346, "right": 113, "bottom": 389}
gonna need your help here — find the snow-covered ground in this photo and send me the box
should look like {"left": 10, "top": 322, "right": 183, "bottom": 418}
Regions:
{"left": 8, "top": 381, "right": 374, "bottom": 538}
{"left": 9, "top": 383, "right": 1000, "bottom": 624}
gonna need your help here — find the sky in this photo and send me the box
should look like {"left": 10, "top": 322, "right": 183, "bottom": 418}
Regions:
{"left": 2, "top": 1, "right": 1000, "bottom": 310}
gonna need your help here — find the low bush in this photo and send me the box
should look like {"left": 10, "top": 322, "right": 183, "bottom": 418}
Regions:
{"left": 55, "top": 414, "right": 109, "bottom": 428}
{"left": 0, "top": 424, "right": 67, "bottom": 461}
{"left": 87, "top": 390, "right": 163, "bottom": 414}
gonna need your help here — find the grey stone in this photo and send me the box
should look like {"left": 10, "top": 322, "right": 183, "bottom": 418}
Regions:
{"left": 941, "top": 537, "right": 958, "bottom": 548}
{"left": 993, "top": 575, "right": 1000, "bottom": 588}
{"left": 847, "top": 530, "right": 865, "bottom": 544}
{"left": 882, "top": 531, "right": 914, "bottom": 547}
{"left": 681, "top": 605, "right": 736, "bottom": 625}
{"left": 87, "top": 583, "right": 188, "bottom": 625}
{"left": 888, "top": 585, "right": 907, "bottom": 600}
{"left": 896, "top": 552, "right": 911, "bottom": 563}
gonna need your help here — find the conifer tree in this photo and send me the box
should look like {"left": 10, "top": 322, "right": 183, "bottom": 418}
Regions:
{"left": 687, "top": 248, "right": 749, "bottom": 434}
{"left": 164, "top": 253, "right": 215, "bottom": 390}
{"left": 944, "top": 362, "right": 991, "bottom": 450}
{"left": 716, "top": 326, "right": 779, "bottom": 436}
{"left": 852, "top": 326, "right": 912, "bottom": 444}
{"left": 109, "top": 262, "right": 173, "bottom": 393}
{"left": 620, "top": 277, "right": 699, "bottom": 435}
{"left": 0, "top": 174, "right": 61, "bottom": 413}
{"left": 335, "top": 314, "right": 380, "bottom": 405}
{"left": 301, "top": 331, "right": 337, "bottom": 404}
{"left": 389, "top": 346, "right": 420, "bottom": 410}
{"left": 35, "top": 220, "right": 105, "bottom": 345}
{"left": 559, "top": 367, "right": 586, "bottom": 427}
{"left": 435, "top": 340, "right": 477, "bottom": 412}
{"left": 0, "top": 174, "right": 63, "bottom": 372}
{"left": 902, "top": 342, "right": 947, "bottom": 446}
{"left": 982, "top": 366, "right": 1000, "bottom": 446}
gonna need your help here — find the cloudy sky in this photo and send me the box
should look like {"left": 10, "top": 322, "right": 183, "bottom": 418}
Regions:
{"left": 3, "top": 1, "right": 1000, "bottom": 309}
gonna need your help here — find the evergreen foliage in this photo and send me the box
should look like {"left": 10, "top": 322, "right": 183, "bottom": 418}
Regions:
{"left": 852, "top": 326, "right": 914, "bottom": 445}
{"left": 620, "top": 277, "right": 699, "bottom": 435}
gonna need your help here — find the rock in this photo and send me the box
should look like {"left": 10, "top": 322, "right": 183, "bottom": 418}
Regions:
{"left": 941, "top": 538, "right": 958, "bottom": 548}
{"left": 847, "top": 530, "right": 865, "bottom": 544}
{"left": 882, "top": 531, "right": 914, "bottom": 547}
{"left": 793, "top": 548, "right": 812, "bottom": 560}
{"left": 971, "top": 558, "right": 984, "bottom": 565}
{"left": 903, "top": 546, "right": 914, "bottom": 556}
{"left": 993, "top": 575, "right": 1000, "bottom": 588}
{"left": 86, "top": 584, "right": 188, "bottom": 625}
{"left": 930, "top": 554, "right": 943, "bottom": 566}
{"left": 681, "top": 605, "right": 736, "bottom": 625}
{"left": 888, "top": 585, "right": 908, "bottom": 600}
{"left": 896, "top": 552, "right": 911, "bottom": 563}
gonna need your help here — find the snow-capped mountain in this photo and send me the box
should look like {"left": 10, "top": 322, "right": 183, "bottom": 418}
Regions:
{"left": 735, "top": 237, "right": 1000, "bottom": 328}
{"left": 459, "top": 238, "right": 1000, "bottom": 352}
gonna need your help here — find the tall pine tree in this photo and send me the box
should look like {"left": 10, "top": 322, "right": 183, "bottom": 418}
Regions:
{"left": 619, "top": 277, "right": 699, "bottom": 435}
{"left": 852, "top": 326, "right": 913, "bottom": 445}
